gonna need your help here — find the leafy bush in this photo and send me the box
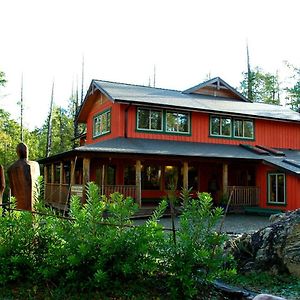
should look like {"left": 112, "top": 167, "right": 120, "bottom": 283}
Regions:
{"left": 0, "top": 183, "right": 235, "bottom": 298}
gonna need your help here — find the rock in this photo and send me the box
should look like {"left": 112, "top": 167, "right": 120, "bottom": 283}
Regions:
{"left": 253, "top": 294, "right": 286, "bottom": 300}
{"left": 227, "top": 209, "right": 300, "bottom": 277}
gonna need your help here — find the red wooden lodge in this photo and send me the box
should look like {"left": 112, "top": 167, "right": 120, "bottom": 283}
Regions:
{"left": 39, "top": 77, "right": 300, "bottom": 212}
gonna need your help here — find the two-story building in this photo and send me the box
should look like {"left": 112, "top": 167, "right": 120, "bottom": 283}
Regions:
{"left": 39, "top": 77, "right": 300, "bottom": 211}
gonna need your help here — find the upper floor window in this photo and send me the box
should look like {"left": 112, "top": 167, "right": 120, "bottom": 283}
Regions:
{"left": 210, "top": 115, "right": 254, "bottom": 139}
{"left": 137, "top": 108, "right": 163, "bottom": 131}
{"left": 268, "top": 173, "right": 286, "bottom": 205}
{"left": 210, "top": 116, "right": 231, "bottom": 137}
{"left": 137, "top": 107, "right": 190, "bottom": 135}
{"left": 166, "top": 111, "right": 190, "bottom": 133}
{"left": 234, "top": 119, "right": 254, "bottom": 139}
{"left": 93, "top": 109, "right": 111, "bottom": 138}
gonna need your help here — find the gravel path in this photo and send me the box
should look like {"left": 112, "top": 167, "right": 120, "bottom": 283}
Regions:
{"left": 134, "top": 214, "right": 271, "bottom": 234}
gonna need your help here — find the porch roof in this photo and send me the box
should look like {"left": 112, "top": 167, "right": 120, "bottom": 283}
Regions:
{"left": 39, "top": 138, "right": 300, "bottom": 176}
{"left": 76, "top": 137, "right": 262, "bottom": 159}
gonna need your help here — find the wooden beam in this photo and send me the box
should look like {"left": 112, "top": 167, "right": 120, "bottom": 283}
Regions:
{"left": 222, "top": 163, "right": 228, "bottom": 196}
{"left": 183, "top": 161, "right": 188, "bottom": 190}
{"left": 135, "top": 160, "right": 142, "bottom": 208}
{"left": 59, "top": 162, "right": 64, "bottom": 203}
{"left": 82, "top": 158, "right": 90, "bottom": 203}
{"left": 70, "top": 160, "right": 75, "bottom": 186}
{"left": 44, "top": 165, "right": 48, "bottom": 184}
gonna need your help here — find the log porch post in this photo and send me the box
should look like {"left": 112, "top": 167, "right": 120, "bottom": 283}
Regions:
{"left": 135, "top": 160, "right": 142, "bottom": 207}
{"left": 222, "top": 163, "right": 228, "bottom": 196}
{"left": 183, "top": 161, "right": 189, "bottom": 190}
{"left": 82, "top": 158, "right": 90, "bottom": 203}
{"left": 70, "top": 160, "right": 75, "bottom": 186}
{"left": 59, "top": 162, "right": 64, "bottom": 203}
{"left": 43, "top": 165, "right": 48, "bottom": 201}
{"left": 50, "top": 163, "right": 55, "bottom": 200}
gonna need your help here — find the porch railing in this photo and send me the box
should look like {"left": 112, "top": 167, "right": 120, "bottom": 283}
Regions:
{"left": 44, "top": 183, "right": 137, "bottom": 208}
{"left": 100, "top": 185, "right": 136, "bottom": 199}
{"left": 227, "top": 186, "right": 259, "bottom": 206}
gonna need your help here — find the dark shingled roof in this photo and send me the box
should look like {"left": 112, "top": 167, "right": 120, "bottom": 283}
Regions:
{"left": 39, "top": 137, "right": 300, "bottom": 175}
{"left": 91, "top": 79, "right": 300, "bottom": 122}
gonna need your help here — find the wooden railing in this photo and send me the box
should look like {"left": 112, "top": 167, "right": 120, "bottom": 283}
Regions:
{"left": 101, "top": 185, "right": 136, "bottom": 199}
{"left": 44, "top": 184, "right": 137, "bottom": 209}
{"left": 227, "top": 186, "right": 259, "bottom": 206}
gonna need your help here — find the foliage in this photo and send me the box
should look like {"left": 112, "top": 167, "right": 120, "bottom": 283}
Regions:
{"left": 0, "top": 70, "right": 6, "bottom": 87}
{"left": 285, "top": 62, "right": 300, "bottom": 111}
{"left": 240, "top": 67, "right": 281, "bottom": 104}
{"left": 227, "top": 271, "right": 300, "bottom": 299}
{"left": 165, "top": 191, "right": 236, "bottom": 298}
{"left": 0, "top": 183, "right": 235, "bottom": 299}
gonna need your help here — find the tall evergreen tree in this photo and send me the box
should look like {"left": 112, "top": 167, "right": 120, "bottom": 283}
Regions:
{"left": 240, "top": 67, "right": 281, "bottom": 104}
{"left": 285, "top": 62, "right": 300, "bottom": 111}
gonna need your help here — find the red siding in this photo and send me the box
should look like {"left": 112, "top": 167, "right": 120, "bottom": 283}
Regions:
{"left": 124, "top": 105, "right": 300, "bottom": 149}
{"left": 85, "top": 95, "right": 122, "bottom": 145}
{"left": 256, "top": 164, "right": 300, "bottom": 211}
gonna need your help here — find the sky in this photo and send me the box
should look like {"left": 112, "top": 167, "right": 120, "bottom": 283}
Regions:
{"left": 0, "top": 0, "right": 299, "bottom": 130}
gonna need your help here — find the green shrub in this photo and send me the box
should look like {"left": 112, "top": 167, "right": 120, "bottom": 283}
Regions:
{"left": 0, "top": 183, "right": 235, "bottom": 298}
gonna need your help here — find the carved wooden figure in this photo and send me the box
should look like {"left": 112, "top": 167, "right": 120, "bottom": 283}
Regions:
{"left": 8, "top": 143, "right": 40, "bottom": 210}
{"left": 0, "top": 165, "right": 5, "bottom": 204}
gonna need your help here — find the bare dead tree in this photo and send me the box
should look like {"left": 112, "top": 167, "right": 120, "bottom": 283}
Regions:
{"left": 46, "top": 81, "right": 54, "bottom": 157}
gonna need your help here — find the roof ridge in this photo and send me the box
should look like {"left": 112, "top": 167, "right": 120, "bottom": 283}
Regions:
{"left": 93, "top": 79, "right": 182, "bottom": 93}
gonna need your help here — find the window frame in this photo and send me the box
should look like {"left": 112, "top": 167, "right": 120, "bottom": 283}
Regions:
{"left": 210, "top": 116, "right": 232, "bottom": 137}
{"left": 267, "top": 172, "right": 286, "bottom": 205}
{"left": 136, "top": 108, "right": 163, "bottom": 132}
{"left": 136, "top": 107, "right": 191, "bottom": 135}
{"left": 93, "top": 109, "right": 111, "bottom": 138}
{"left": 209, "top": 115, "right": 255, "bottom": 140}
{"left": 165, "top": 110, "right": 190, "bottom": 134}
{"left": 233, "top": 119, "right": 254, "bottom": 139}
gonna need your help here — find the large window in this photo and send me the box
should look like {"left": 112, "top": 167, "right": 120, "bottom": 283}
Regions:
{"left": 93, "top": 109, "right": 111, "bottom": 138}
{"left": 234, "top": 119, "right": 254, "bottom": 139}
{"left": 137, "top": 108, "right": 163, "bottom": 131}
{"left": 210, "top": 115, "right": 254, "bottom": 139}
{"left": 268, "top": 173, "right": 286, "bottom": 205}
{"left": 166, "top": 111, "right": 189, "bottom": 133}
{"left": 141, "top": 165, "right": 161, "bottom": 190}
{"left": 210, "top": 116, "right": 231, "bottom": 137}
{"left": 137, "top": 107, "right": 190, "bottom": 135}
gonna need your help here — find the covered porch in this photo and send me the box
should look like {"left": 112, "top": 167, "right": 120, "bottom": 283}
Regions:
{"left": 42, "top": 154, "right": 260, "bottom": 210}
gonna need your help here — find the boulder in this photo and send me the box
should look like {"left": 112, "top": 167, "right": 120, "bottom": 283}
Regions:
{"left": 253, "top": 294, "right": 286, "bottom": 300}
{"left": 228, "top": 209, "right": 300, "bottom": 277}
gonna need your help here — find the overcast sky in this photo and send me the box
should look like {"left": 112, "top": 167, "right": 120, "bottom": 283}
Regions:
{"left": 0, "top": 0, "right": 299, "bottom": 130}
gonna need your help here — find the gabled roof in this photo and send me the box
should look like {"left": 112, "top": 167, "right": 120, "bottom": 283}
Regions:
{"left": 77, "top": 78, "right": 300, "bottom": 123}
{"left": 183, "top": 77, "right": 250, "bottom": 102}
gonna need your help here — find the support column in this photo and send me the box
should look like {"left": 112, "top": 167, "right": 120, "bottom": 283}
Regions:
{"left": 43, "top": 165, "right": 48, "bottom": 202}
{"left": 50, "top": 163, "right": 55, "bottom": 202}
{"left": 222, "top": 163, "right": 228, "bottom": 196}
{"left": 70, "top": 160, "right": 75, "bottom": 186}
{"left": 183, "top": 161, "right": 189, "bottom": 190}
{"left": 135, "top": 160, "right": 142, "bottom": 208}
{"left": 82, "top": 158, "right": 90, "bottom": 203}
{"left": 59, "top": 162, "right": 64, "bottom": 203}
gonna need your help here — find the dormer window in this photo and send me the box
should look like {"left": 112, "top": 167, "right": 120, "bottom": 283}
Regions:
{"left": 93, "top": 109, "right": 111, "bottom": 138}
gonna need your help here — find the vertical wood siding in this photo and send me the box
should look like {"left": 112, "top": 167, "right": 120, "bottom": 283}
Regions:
{"left": 85, "top": 95, "right": 122, "bottom": 144}
{"left": 124, "top": 105, "right": 300, "bottom": 149}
